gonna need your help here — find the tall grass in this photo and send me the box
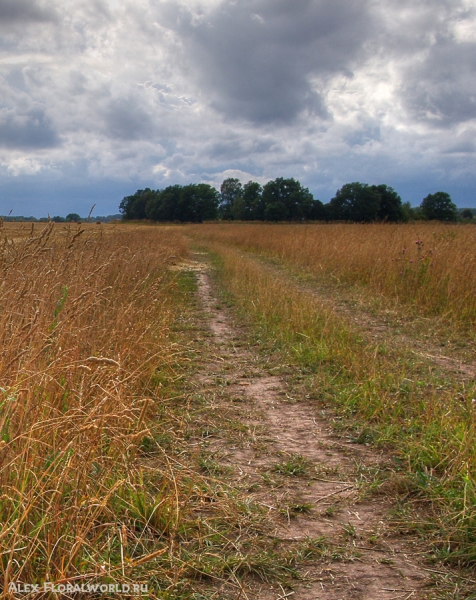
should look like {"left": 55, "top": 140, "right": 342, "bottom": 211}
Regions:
{"left": 187, "top": 222, "right": 476, "bottom": 330}
{"left": 0, "top": 222, "right": 303, "bottom": 596}
{"left": 0, "top": 222, "right": 190, "bottom": 589}
{"left": 197, "top": 240, "right": 476, "bottom": 566}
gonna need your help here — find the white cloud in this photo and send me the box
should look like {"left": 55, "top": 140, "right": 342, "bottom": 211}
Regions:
{"left": 0, "top": 0, "right": 475, "bottom": 215}
{"left": 5, "top": 157, "right": 43, "bottom": 176}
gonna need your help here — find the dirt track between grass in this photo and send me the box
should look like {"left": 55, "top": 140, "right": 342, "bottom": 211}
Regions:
{"left": 185, "top": 253, "right": 450, "bottom": 600}
{"left": 240, "top": 252, "right": 476, "bottom": 383}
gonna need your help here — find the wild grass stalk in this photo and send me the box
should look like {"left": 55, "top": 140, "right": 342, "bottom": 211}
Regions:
{"left": 203, "top": 241, "right": 476, "bottom": 566}
{"left": 0, "top": 222, "right": 303, "bottom": 596}
{"left": 187, "top": 222, "right": 476, "bottom": 332}
{"left": 0, "top": 223, "right": 192, "bottom": 588}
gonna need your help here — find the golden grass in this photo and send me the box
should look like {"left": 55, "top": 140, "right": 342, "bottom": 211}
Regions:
{"left": 0, "top": 222, "right": 302, "bottom": 596}
{"left": 0, "top": 221, "right": 190, "bottom": 588}
{"left": 197, "top": 240, "right": 476, "bottom": 566}
{"left": 187, "top": 222, "right": 476, "bottom": 330}
{"left": 4, "top": 217, "right": 475, "bottom": 589}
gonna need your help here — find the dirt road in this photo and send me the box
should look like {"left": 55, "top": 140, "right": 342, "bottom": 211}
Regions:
{"left": 184, "top": 254, "right": 447, "bottom": 600}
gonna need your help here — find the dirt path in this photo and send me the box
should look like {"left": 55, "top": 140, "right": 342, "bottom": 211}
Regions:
{"left": 184, "top": 254, "right": 446, "bottom": 599}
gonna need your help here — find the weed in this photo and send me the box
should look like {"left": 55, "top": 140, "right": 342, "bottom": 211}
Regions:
{"left": 198, "top": 453, "right": 233, "bottom": 477}
{"left": 273, "top": 454, "right": 312, "bottom": 476}
{"left": 281, "top": 502, "right": 314, "bottom": 519}
{"left": 342, "top": 522, "right": 357, "bottom": 539}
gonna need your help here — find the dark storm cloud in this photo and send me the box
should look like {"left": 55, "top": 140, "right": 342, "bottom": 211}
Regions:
{"left": 0, "top": 109, "right": 60, "bottom": 149}
{"left": 376, "top": 0, "right": 476, "bottom": 128}
{"left": 101, "top": 96, "right": 157, "bottom": 141}
{"left": 401, "top": 38, "right": 476, "bottom": 126}
{"left": 158, "top": 0, "right": 373, "bottom": 124}
{"left": 1, "top": 0, "right": 476, "bottom": 213}
{"left": 0, "top": 0, "right": 57, "bottom": 24}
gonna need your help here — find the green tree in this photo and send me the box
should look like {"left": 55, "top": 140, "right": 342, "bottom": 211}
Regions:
{"left": 460, "top": 208, "right": 474, "bottom": 221}
{"left": 328, "top": 182, "right": 381, "bottom": 222}
{"left": 119, "top": 189, "right": 154, "bottom": 220}
{"left": 242, "top": 181, "right": 264, "bottom": 220}
{"left": 65, "top": 213, "right": 81, "bottom": 222}
{"left": 145, "top": 186, "right": 180, "bottom": 221}
{"left": 171, "top": 184, "right": 218, "bottom": 223}
{"left": 370, "top": 184, "right": 403, "bottom": 222}
{"left": 193, "top": 183, "right": 219, "bottom": 222}
{"left": 308, "top": 198, "right": 326, "bottom": 220}
{"left": 420, "top": 192, "right": 457, "bottom": 221}
{"left": 219, "top": 178, "right": 242, "bottom": 220}
{"left": 262, "top": 178, "right": 321, "bottom": 221}
{"left": 126, "top": 184, "right": 218, "bottom": 223}
{"left": 231, "top": 195, "right": 247, "bottom": 220}
{"left": 401, "top": 201, "right": 415, "bottom": 222}
{"left": 264, "top": 200, "right": 287, "bottom": 221}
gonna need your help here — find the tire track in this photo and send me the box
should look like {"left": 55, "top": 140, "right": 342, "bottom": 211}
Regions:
{"left": 185, "top": 255, "right": 438, "bottom": 600}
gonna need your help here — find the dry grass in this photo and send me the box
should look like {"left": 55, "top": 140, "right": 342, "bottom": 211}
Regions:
{"left": 4, "top": 217, "right": 475, "bottom": 592}
{"left": 0, "top": 221, "right": 191, "bottom": 589}
{"left": 187, "top": 222, "right": 476, "bottom": 331}
{"left": 0, "top": 221, "right": 306, "bottom": 597}
{"left": 185, "top": 231, "right": 476, "bottom": 568}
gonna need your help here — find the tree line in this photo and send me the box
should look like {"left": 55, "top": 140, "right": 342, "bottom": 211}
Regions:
{"left": 119, "top": 178, "right": 465, "bottom": 223}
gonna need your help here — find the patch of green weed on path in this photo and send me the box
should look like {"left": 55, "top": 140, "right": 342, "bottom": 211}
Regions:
{"left": 187, "top": 239, "right": 476, "bottom": 587}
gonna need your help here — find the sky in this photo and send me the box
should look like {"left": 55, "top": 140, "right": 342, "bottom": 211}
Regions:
{"left": 0, "top": 0, "right": 475, "bottom": 217}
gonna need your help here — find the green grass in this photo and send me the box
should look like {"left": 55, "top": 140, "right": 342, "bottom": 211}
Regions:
{"left": 273, "top": 454, "right": 312, "bottom": 476}
{"left": 196, "top": 241, "right": 476, "bottom": 568}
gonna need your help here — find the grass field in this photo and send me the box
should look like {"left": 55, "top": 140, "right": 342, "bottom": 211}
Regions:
{"left": 1, "top": 220, "right": 475, "bottom": 597}
{"left": 184, "top": 222, "right": 476, "bottom": 568}
{"left": 187, "top": 222, "right": 476, "bottom": 334}
{"left": 0, "top": 221, "right": 195, "bottom": 592}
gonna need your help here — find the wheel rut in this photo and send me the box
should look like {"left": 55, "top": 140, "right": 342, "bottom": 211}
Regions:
{"left": 186, "top": 255, "right": 443, "bottom": 599}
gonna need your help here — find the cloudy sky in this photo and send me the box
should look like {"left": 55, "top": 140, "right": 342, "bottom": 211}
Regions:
{"left": 0, "top": 0, "right": 475, "bottom": 216}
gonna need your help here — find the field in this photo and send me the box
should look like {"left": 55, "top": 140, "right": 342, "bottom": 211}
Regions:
{"left": 0, "top": 220, "right": 475, "bottom": 598}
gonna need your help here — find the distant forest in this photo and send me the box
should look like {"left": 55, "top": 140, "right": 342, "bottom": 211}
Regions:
{"left": 120, "top": 178, "right": 470, "bottom": 223}
{"left": 0, "top": 180, "right": 470, "bottom": 224}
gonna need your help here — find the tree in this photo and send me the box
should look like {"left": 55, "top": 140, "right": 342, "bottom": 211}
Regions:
{"left": 231, "top": 195, "right": 247, "bottom": 220}
{"left": 66, "top": 213, "right": 81, "bottom": 222}
{"left": 219, "top": 178, "right": 242, "bottom": 220}
{"left": 145, "top": 186, "right": 180, "bottom": 221}
{"left": 262, "top": 178, "right": 321, "bottom": 221}
{"left": 308, "top": 198, "right": 326, "bottom": 220}
{"left": 328, "top": 182, "right": 381, "bottom": 222}
{"left": 264, "top": 200, "right": 287, "bottom": 221}
{"left": 420, "top": 192, "right": 457, "bottom": 221}
{"left": 242, "top": 181, "right": 264, "bottom": 220}
{"left": 119, "top": 189, "right": 153, "bottom": 220}
{"left": 370, "top": 185, "right": 403, "bottom": 222}
{"left": 124, "top": 184, "right": 218, "bottom": 223}
{"left": 193, "top": 184, "right": 219, "bottom": 222}
{"left": 461, "top": 208, "right": 474, "bottom": 221}
{"left": 401, "top": 201, "right": 416, "bottom": 222}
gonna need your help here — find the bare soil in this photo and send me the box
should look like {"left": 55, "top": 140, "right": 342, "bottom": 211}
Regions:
{"left": 180, "top": 255, "right": 455, "bottom": 600}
